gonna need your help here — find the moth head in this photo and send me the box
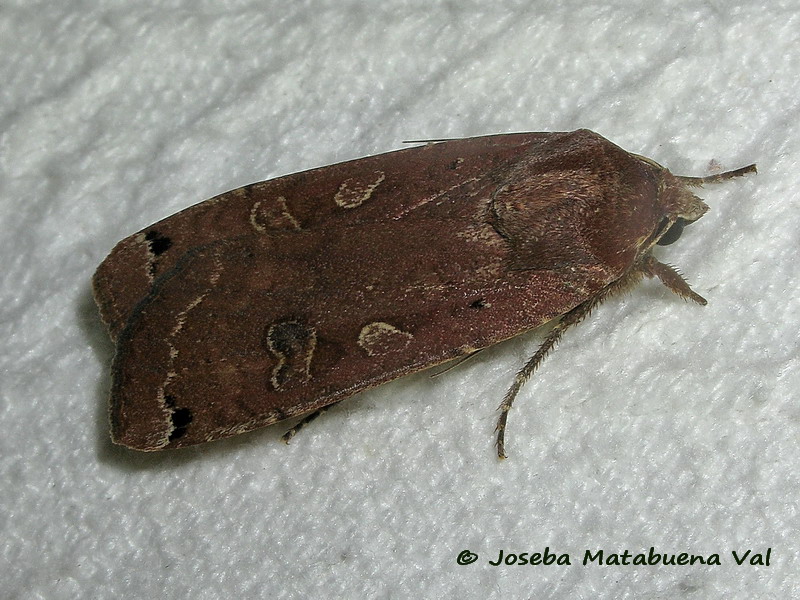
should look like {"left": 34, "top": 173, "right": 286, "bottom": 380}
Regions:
{"left": 636, "top": 154, "right": 755, "bottom": 249}
{"left": 652, "top": 183, "right": 708, "bottom": 247}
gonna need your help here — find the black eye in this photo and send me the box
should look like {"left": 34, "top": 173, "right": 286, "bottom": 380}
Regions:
{"left": 657, "top": 218, "right": 687, "bottom": 246}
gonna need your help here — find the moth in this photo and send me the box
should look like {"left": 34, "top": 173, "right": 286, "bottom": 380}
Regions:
{"left": 93, "top": 130, "right": 755, "bottom": 456}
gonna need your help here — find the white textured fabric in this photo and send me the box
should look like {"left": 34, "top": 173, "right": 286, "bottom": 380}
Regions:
{"left": 2, "top": 2, "right": 796, "bottom": 598}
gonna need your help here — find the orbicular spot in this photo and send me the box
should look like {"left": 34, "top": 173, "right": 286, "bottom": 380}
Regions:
{"left": 357, "top": 322, "right": 413, "bottom": 357}
{"left": 249, "top": 194, "right": 301, "bottom": 232}
{"left": 334, "top": 171, "right": 385, "bottom": 209}
{"left": 265, "top": 320, "right": 317, "bottom": 391}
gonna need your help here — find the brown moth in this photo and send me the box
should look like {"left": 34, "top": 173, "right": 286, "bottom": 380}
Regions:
{"left": 93, "top": 130, "right": 755, "bottom": 456}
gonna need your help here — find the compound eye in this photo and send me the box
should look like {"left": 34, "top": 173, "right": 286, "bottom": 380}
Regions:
{"left": 657, "top": 218, "right": 687, "bottom": 246}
